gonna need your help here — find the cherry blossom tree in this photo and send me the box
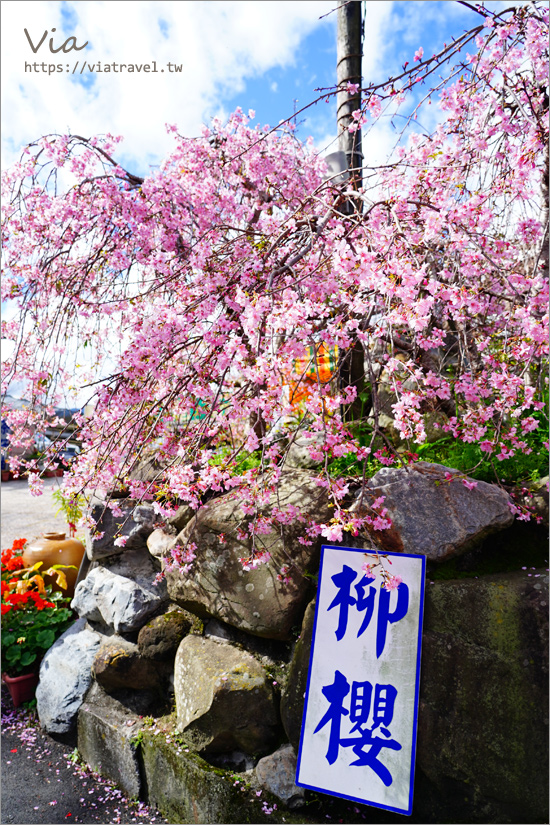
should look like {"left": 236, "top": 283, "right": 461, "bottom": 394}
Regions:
{"left": 2, "top": 2, "right": 548, "bottom": 557}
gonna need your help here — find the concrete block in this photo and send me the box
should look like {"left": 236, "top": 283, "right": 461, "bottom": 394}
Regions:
{"left": 140, "top": 728, "right": 268, "bottom": 824}
{"left": 77, "top": 685, "right": 144, "bottom": 798}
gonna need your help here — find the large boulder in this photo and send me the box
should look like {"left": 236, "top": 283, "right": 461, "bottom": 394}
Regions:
{"left": 72, "top": 547, "right": 168, "bottom": 633}
{"left": 174, "top": 635, "right": 280, "bottom": 755}
{"left": 165, "top": 470, "right": 331, "bottom": 639}
{"left": 417, "top": 570, "right": 548, "bottom": 824}
{"left": 353, "top": 462, "right": 514, "bottom": 561}
{"left": 36, "top": 618, "right": 102, "bottom": 734}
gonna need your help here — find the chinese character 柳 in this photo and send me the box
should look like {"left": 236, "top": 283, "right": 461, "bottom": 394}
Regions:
{"left": 327, "top": 564, "right": 409, "bottom": 656}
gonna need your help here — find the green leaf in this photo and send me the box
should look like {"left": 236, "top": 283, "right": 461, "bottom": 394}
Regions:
{"left": 6, "top": 646, "right": 21, "bottom": 663}
{"left": 37, "top": 629, "right": 55, "bottom": 648}
{"left": 20, "top": 651, "right": 37, "bottom": 667}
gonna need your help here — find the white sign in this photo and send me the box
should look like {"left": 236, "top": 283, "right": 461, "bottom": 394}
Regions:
{"left": 296, "top": 545, "right": 425, "bottom": 816}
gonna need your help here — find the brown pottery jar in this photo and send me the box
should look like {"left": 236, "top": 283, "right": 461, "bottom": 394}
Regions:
{"left": 22, "top": 532, "right": 85, "bottom": 599}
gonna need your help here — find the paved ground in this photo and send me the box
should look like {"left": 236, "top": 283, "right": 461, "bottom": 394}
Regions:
{"left": 1, "top": 687, "right": 167, "bottom": 824}
{"left": 1, "top": 480, "right": 168, "bottom": 825}
{"left": 1, "top": 476, "right": 69, "bottom": 550}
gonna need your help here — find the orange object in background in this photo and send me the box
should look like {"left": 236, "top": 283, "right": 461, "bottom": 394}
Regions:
{"left": 288, "top": 343, "right": 339, "bottom": 407}
{"left": 22, "top": 532, "right": 85, "bottom": 599}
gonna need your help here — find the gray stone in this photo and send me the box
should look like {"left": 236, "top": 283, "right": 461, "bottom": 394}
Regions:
{"left": 203, "top": 618, "right": 293, "bottom": 667}
{"left": 36, "top": 618, "right": 102, "bottom": 734}
{"left": 285, "top": 431, "right": 324, "bottom": 469}
{"left": 72, "top": 547, "right": 168, "bottom": 632}
{"left": 92, "top": 636, "right": 164, "bottom": 691}
{"left": 100, "top": 544, "right": 165, "bottom": 584}
{"left": 77, "top": 682, "right": 144, "bottom": 798}
{"left": 147, "top": 527, "right": 177, "bottom": 559}
{"left": 280, "top": 599, "right": 316, "bottom": 751}
{"left": 137, "top": 609, "right": 195, "bottom": 660}
{"left": 417, "top": 570, "right": 548, "bottom": 824}
{"left": 85, "top": 496, "right": 156, "bottom": 561}
{"left": 353, "top": 462, "right": 514, "bottom": 561}
{"left": 255, "top": 744, "right": 305, "bottom": 808}
{"left": 132, "top": 504, "right": 156, "bottom": 527}
{"left": 174, "top": 635, "right": 280, "bottom": 755}
{"left": 166, "top": 470, "right": 330, "bottom": 639}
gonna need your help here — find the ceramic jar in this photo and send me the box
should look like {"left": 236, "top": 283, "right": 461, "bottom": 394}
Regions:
{"left": 22, "top": 532, "right": 85, "bottom": 599}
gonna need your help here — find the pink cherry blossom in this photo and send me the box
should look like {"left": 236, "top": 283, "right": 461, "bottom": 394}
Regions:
{"left": 1, "top": 6, "right": 547, "bottom": 573}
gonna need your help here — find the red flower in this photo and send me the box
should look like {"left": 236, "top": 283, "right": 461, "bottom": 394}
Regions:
{"left": 3, "top": 556, "right": 25, "bottom": 572}
{"left": 23, "top": 591, "right": 54, "bottom": 610}
{"left": 2, "top": 540, "right": 26, "bottom": 570}
{"left": 5, "top": 592, "right": 30, "bottom": 606}
{"left": 12, "top": 538, "right": 27, "bottom": 551}
{"left": 29, "top": 592, "right": 48, "bottom": 610}
{"left": 1, "top": 603, "right": 12, "bottom": 615}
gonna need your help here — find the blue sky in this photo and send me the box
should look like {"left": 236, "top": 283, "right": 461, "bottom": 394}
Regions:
{"left": 1, "top": 1, "right": 511, "bottom": 177}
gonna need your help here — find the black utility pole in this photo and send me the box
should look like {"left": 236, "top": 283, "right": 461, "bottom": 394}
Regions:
{"left": 336, "top": 0, "right": 365, "bottom": 423}
{"left": 336, "top": 0, "right": 363, "bottom": 193}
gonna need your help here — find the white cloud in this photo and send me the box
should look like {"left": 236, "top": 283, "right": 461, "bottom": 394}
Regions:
{"left": 1, "top": 1, "right": 404, "bottom": 173}
{"left": 1, "top": 0, "right": 343, "bottom": 171}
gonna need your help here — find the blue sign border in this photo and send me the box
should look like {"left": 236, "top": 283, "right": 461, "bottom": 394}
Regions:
{"left": 295, "top": 545, "right": 426, "bottom": 817}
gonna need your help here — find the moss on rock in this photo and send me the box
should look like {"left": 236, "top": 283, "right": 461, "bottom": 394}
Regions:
{"left": 417, "top": 570, "right": 548, "bottom": 823}
{"left": 140, "top": 724, "right": 321, "bottom": 824}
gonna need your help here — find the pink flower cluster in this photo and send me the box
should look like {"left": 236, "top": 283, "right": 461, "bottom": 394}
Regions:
{"left": 163, "top": 544, "right": 197, "bottom": 575}
{"left": 1, "top": 7, "right": 548, "bottom": 575}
